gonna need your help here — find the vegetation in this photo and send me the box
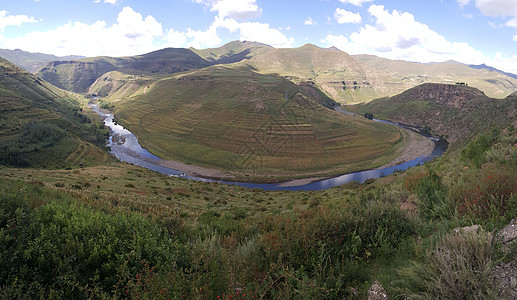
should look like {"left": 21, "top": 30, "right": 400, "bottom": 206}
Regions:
{"left": 364, "top": 112, "right": 374, "bottom": 120}
{"left": 350, "top": 83, "right": 517, "bottom": 146}
{"left": 0, "top": 57, "right": 111, "bottom": 168}
{"left": 0, "top": 120, "right": 516, "bottom": 298}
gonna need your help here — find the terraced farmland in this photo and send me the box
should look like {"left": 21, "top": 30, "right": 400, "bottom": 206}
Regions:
{"left": 113, "top": 65, "right": 406, "bottom": 180}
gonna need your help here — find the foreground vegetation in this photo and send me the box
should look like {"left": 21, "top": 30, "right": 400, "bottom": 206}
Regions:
{"left": 1, "top": 121, "right": 516, "bottom": 298}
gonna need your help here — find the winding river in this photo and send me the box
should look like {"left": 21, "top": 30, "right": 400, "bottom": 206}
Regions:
{"left": 90, "top": 103, "right": 447, "bottom": 191}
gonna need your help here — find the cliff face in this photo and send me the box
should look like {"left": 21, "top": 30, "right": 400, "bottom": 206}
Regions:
{"left": 357, "top": 83, "right": 517, "bottom": 145}
{"left": 395, "top": 83, "right": 489, "bottom": 110}
{"left": 37, "top": 60, "right": 118, "bottom": 93}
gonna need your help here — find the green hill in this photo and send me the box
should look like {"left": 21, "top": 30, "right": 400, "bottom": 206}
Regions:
{"left": 111, "top": 64, "right": 406, "bottom": 181}
{"left": 0, "top": 57, "right": 110, "bottom": 168}
{"left": 351, "top": 83, "right": 517, "bottom": 145}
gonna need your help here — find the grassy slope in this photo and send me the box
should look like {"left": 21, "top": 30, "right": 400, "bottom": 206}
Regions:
{"left": 354, "top": 54, "right": 517, "bottom": 99}
{"left": 0, "top": 57, "right": 110, "bottom": 168}
{"left": 191, "top": 40, "right": 273, "bottom": 64}
{"left": 351, "top": 83, "right": 517, "bottom": 146}
{"left": 246, "top": 44, "right": 388, "bottom": 103}
{"left": 112, "top": 64, "right": 405, "bottom": 180}
{"left": 36, "top": 48, "right": 212, "bottom": 93}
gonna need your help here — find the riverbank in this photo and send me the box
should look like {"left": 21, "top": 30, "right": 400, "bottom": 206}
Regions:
{"left": 90, "top": 100, "right": 446, "bottom": 190}
{"left": 379, "top": 129, "right": 435, "bottom": 169}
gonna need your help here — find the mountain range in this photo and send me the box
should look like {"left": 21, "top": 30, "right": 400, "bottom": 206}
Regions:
{"left": 1, "top": 41, "right": 515, "bottom": 103}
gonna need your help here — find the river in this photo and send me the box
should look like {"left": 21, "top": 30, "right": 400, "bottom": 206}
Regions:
{"left": 90, "top": 102, "right": 448, "bottom": 191}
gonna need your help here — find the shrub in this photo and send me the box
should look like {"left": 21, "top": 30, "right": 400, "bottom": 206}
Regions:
{"left": 413, "top": 171, "right": 452, "bottom": 220}
{"left": 395, "top": 229, "right": 498, "bottom": 299}
{"left": 461, "top": 129, "right": 499, "bottom": 168}
{"left": 453, "top": 166, "right": 517, "bottom": 222}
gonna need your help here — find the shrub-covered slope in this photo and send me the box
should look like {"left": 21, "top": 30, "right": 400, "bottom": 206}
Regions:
{"left": 0, "top": 57, "right": 109, "bottom": 168}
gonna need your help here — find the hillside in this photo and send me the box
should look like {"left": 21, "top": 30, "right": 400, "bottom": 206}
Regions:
{"left": 353, "top": 54, "right": 517, "bottom": 99}
{"left": 0, "top": 48, "right": 83, "bottom": 73}
{"left": 36, "top": 48, "right": 211, "bottom": 93}
{"left": 351, "top": 83, "right": 517, "bottom": 145}
{"left": 111, "top": 64, "right": 407, "bottom": 181}
{"left": 191, "top": 40, "right": 273, "bottom": 64}
{"left": 0, "top": 57, "right": 110, "bottom": 168}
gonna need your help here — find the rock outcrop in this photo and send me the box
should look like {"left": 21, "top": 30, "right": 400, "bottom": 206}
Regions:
{"left": 367, "top": 280, "right": 388, "bottom": 300}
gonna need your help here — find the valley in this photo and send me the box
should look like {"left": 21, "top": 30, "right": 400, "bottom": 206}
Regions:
{"left": 0, "top": 39, "right": 516, "bottom": 299}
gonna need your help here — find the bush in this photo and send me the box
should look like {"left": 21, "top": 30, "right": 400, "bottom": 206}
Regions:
{"left": 453, "top": 166, "right": 517, "bottom": 223}
{"left": 0, "top": 179, "right": 187, "bottom": 298}
{"left": 395, "top": 229, "right": 498, "bottom": 299}
{"left": 461, "top": 129, "right": 499, "bottom": 168}
{"left": 413, "top": 170, "right": 452, "bottom": 220}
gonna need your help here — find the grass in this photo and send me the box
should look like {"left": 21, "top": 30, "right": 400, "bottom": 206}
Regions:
{"left": 107, "top": 64, "right": 406, "bottom": 181}
{"left": 1, "top": 122, "right": 516, "bottom": 298}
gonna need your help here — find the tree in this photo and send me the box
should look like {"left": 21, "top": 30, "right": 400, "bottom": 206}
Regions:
{"left": 364, "top": 112, "right": 374, "bottom": 120}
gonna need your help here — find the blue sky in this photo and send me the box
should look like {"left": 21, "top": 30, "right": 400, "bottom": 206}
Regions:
{"left": 1, "top": 0, "right": 517, "bottom": 73}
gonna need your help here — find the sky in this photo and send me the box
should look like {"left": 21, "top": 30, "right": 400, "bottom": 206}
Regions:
{"left": 2, "top": 0, "right": 517, "bottom": 73}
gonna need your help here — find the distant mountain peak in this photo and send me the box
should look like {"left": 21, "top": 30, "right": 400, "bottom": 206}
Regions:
{"left": 469, "top": 63, "right": 517, "bottom": 80}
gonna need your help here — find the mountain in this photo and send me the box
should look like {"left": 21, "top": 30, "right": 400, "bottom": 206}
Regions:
{"left": 469, "top": 63, "right": 517, "bottom": 80}
{"left": 353, "top": 54, "right": 517, "bottom": 99}
{"left": 36, "top": 48, "right": 212, "bottom": 93}
{"left": 191, "top": 40, "right": 273, "bottom": 64}
{"left": 351, "top": 83, "right": 517, "bottom": 145}
{"left": 245, "top": 44, "right": 408, "bottom": 103}
{"left": 36, "top": 41, "right": 517, "bottom": 103}
{"left": 0, "top": 48, "right": 83, "bottom": 73}
{"left": 0, "top": 57, "right": 109, "bottom": 168}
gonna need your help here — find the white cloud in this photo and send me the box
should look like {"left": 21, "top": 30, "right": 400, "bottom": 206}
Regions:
{"left": 164, "top": 15, "right": 295, "bottom": 49}
{"left": 457, "top": 0, "right": 472, "bottom": 8}
{"left": 334, "top": 8, "right": 362, "bottom": 24}
{"left": 1, "top": 7, "right": 162, "bottom": 57}
{"left": 321, "top": 34, "right": 348, "bottom": 50}
{"left": 505, "top": 18, "right": 517, "bottom": 27}
{"left": 194, "top": 0, "right": 262, "bottom": 20}
{"left": 304, "top": 17, "right": 316, "bottom": 25}
{"left": 94, "top": 0, "right": 120, "bottom": 3}
{"left": 238, "top": 21, "right": 295, "bottom": 47}
{"left": 180, "top": 0, "right": 294, "bottom": 48}
{"left": 463, "top": 13, "right": 473, "bottom": 19}
{"left": 474, "top": 0, "right": 517, "bottom": 18}
{"left": 323, "top": 4, "right": 486, "bottom": 66}
{"left": 338, "top": 0, "right": 373, "bottom": 6}
{"left": 165, "top": 29, "right": 187, "bottom": 47}
{"left": 185, "top": 24, "right": 222, "bottom": 49}
{"left": 513, "top": 34, "right": 517, "bottom": 42}
{"left": 0, "top": 10, "right": 37, "bottom": 31}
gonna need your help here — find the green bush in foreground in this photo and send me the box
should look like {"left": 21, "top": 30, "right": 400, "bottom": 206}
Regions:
{"left": 0, "top": 179, "right": 187, "bottom": 299}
